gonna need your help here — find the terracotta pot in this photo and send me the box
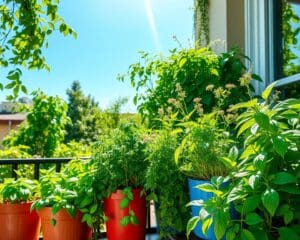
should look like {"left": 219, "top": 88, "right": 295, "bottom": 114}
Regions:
{"left": 0, "top": 202, "right": 41, "bottom": 240}
{"left": 38, "top": 207, "right": 91, "bottom": 240}
{"left": 104, "top": 188, "right": 147, "bottom": 240}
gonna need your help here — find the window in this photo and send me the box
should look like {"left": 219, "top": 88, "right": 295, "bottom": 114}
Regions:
{"left": 274, "top": 0, "right": 300, "bottom": 98}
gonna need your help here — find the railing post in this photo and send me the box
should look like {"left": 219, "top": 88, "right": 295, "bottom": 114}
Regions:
{"left": 12, "top": 163, "right": 18, "bottom": 179}
{"left": 56, "top": 163, "right": 61, "bottom": 173}
{"left": 34, "top": 163, "right": 40, "bottom": 180}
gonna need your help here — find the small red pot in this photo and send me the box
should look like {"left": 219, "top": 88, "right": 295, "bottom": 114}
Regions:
{"left": 104, "top": 188, "right": 147, "bottom": 240}
{"left": 38, "top": 207, "right": 91, "bottom": 240}
{"left": 0, "top": 202, "right": 41, "bottom": 240}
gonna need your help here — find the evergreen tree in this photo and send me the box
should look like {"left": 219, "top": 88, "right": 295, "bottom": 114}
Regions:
{"left": 65, "top": 81, "right": 103, "bottom": 143}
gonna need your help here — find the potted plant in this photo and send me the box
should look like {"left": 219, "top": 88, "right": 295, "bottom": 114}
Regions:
{"left": 187, "top": 83, "right": 300, "bottom": 240}
{"left": 144, "top": 130, "right": 190, "bottom": 239}
{"left": 31, "top": 159, "right": 94, "bottom": 240}
{"left": 0, "top": 177, "right": 40, "bottom": 240}
{"left": 175, "top": 112, "right": 234, "bottom": 239}
{"left": 92, "top": 123, "right": 148, "bottom": 240}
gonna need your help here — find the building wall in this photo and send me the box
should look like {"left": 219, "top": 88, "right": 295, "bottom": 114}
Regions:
{"left": 0, "top": 120, "right": 22, "bottom": 146}
{"left": 208, "top": 0, "right": 245, "bottom": 51}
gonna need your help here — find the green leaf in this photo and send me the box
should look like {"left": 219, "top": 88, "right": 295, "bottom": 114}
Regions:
{"left": 130, "top": 215, "right": 139, "bottom": 225}
{"left": 284, "top": 210, "right": 294, "bottom": 225}
{"left": 214, "top": 211, "right": 228, "bottom": 240}
{"left": 197, "top": 183, "right": 222, "bottom": 196}
{"left": 261, "top": 188, "right": 279, "bottom": 216}
{"left": 179, "top": 58, "right": 187, "bottom": 68}
{"left": 273, "top": 172, "right": 296, "bottom": 185}
{"left": 241, "top": 229, "right": 256, "bottom": 240}
{"left": 186, "top": 216, "right": 200, "bottom": 238}
{"left": 249, "top": 174, "right": 260, "bottom": 189}
{"left": 240, "top": 195, "right": 261, "bottom": 214}
{"left": 202, "top": 217, "right": 213, "bottom": 235}
{"left": 120, "top": 216, "right": 131, "bottom": 226}
{"left": 220, "top": 157, "right": 236, "bottom": 168}
{"left": 279, "top": 227, "right": 300, "bottom": 240}
{"left": 120, "top": 197, "right": 130, "bottom": 209}
{"left": 254, "top": 112, "right": 270, "bottom": 130}
{"left": 272, "top": 136, "right": 289, "bottom": 158}
{"left": 21, "top": 85, "right": 27, "bottom": 94}
{"left": 262, "top": 81, "right": 277, "bottom": 100}
{"left": 226, "top": 228, "right": 236, "bottom": 240}
{"left": 90, "top": 204, "right": 97, "bottom": 214}
{"left": 230, "top": 99, "right": 258, "bottom": 111}
{"left": 52, "top": 204, "right": 61, "bottom": 215}
{"left": 245, "top": 212, "right": 263, "bottom": 225}
{"left": 51, "top": 218, "right": 56, "bottom": 226}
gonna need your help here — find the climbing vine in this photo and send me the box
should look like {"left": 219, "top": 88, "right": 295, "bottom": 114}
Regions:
{"left": 194, "top": 0, "right": 209, "bottom": 47}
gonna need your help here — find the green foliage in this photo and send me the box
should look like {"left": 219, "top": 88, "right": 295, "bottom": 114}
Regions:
{"left": 104, "top": 97, "right": 129, "bottom": 130}
{"left": 0, "top": 146, "right": 33, "bottom": 181}
{"left": 120, "top": 47, "right": 255, "bottom": 127}
{"left": 145, "top": 130, "right": 190, "bottom": 238}
{"left": 91, "top": 124, "right": 148, "bottom": 228}
{"left": 54, "top": 141, "right": 91, "bottom": 158}
{"left": 175, "top": 113, "right": 234, "bottom": 179}
{"left": 31, "top": 159, "right": 99, "bottom": 228}
{"left": 92, "top": 123, "right": 147, "bottom": 192}
{"left": 187, "top": 84, "right": 300, "bottom": 239}
{"left": 3, "top": 91, "right": 69, "bottom": 157}
{"left": 0, "top": 177, "right": 38, "bottom": 203}
{"left": 194, "top": 0, "right": 209, "bottom": 46}
{"left": 282, "top": 0, "right": 300, "bottom": 77}
{"left": 65, "top": 81, "right": 104, "bottom": 143}
{"left": 0, "top": 0, "right": 76, "bottom": 99}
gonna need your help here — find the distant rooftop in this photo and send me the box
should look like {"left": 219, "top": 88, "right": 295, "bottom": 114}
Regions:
{"left": 0, "top": 113, "right": 27, "bottom": 121}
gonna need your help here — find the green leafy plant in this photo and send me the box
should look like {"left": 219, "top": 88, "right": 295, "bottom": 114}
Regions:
{"left": 0, "top": 177, "right": 38, "bottom": 203}
{"left": 0, "top": 146, "right": 33, "bottom": 181}
{"left": 31, "top": 159, "right": 98, "bottom": 228}
{"left": 175, "top": 112, "right": 234, "bottom": 180}
{"left": 145, "top": 130, "right": 190, "bottom": 239}
{"left": 3, "top": 91, "right": 69, "bottom": 157}
{"left": 53, "top": 141, "right": 91, "bottom": 158}
{"left": 187, "top": 83, "right": 300, "bottom": 239}
{"left": 119, "top": 47, "right": 257, "bottom": 127}
{"left": 91, "top": 123, "right": 148, "bottom": 226}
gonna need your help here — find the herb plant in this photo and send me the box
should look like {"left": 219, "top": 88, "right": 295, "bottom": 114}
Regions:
{"left": 91, "top": 123, "right": 148, "bottom": 226}
{"left": 31, "top": 159, "right": 98, "bottom": 227}
{"left": 175, "top": 112, "right": 233, "bottom": 180}
{"left": 187, "top": 83, "right": 300, "bottom": 239}
{"left": 0, "top": 178, "right": 38, "bottom": 203}
{"left": 120, "top": 47, "right": 257, "bottom": 127}
{"left": 145, "top": 130, "right": 190, "bottom": 238}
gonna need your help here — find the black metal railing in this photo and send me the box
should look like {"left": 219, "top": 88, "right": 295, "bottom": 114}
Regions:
{"left": 0, "top": 157, "right": 157, "bottom": 237}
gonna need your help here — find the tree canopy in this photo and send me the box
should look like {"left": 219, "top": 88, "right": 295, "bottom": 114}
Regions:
{"left": 0, "top": 0, "right": 75, "bottom": 99}
{"left": 3, "top": 90, "right": 69, "bottom": 157}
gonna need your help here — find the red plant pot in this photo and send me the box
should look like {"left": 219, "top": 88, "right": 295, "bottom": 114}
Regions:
{"left": 104, "top": 188, "right": 147, "bottom": 240}
{"left": 0, "top": 202, "right": 41, "bottom": 240}
{"left": 38, "top": 207, "right": 91, "bottom": 240}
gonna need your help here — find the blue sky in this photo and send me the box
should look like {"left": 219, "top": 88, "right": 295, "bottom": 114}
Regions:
{"left": 0, "top": 0, "right": 194, "bottom": 112}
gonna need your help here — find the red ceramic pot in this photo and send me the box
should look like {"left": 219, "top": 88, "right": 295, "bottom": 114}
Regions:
{"left": 38, "top": 207, "right": 91, "bottom": 240}
{"left": 0, "top": 202, "right": 41, "bottom": 240}
{"left": 104, "top": 188, "right": 146, "bottom": 240}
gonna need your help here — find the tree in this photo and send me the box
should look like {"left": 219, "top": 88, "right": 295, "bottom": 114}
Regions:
{"left": 0, "top": 0, "right": 75, "bottom": 99}
{"left": 65, "top": 81, "right": 103, "bottom": 143}
{"left": 3, "top": 91, "right": 69, "bottom": 157}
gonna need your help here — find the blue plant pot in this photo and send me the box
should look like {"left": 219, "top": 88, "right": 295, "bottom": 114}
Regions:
{"left": 188, "top": 178, "right": 216, "bottom": 240}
